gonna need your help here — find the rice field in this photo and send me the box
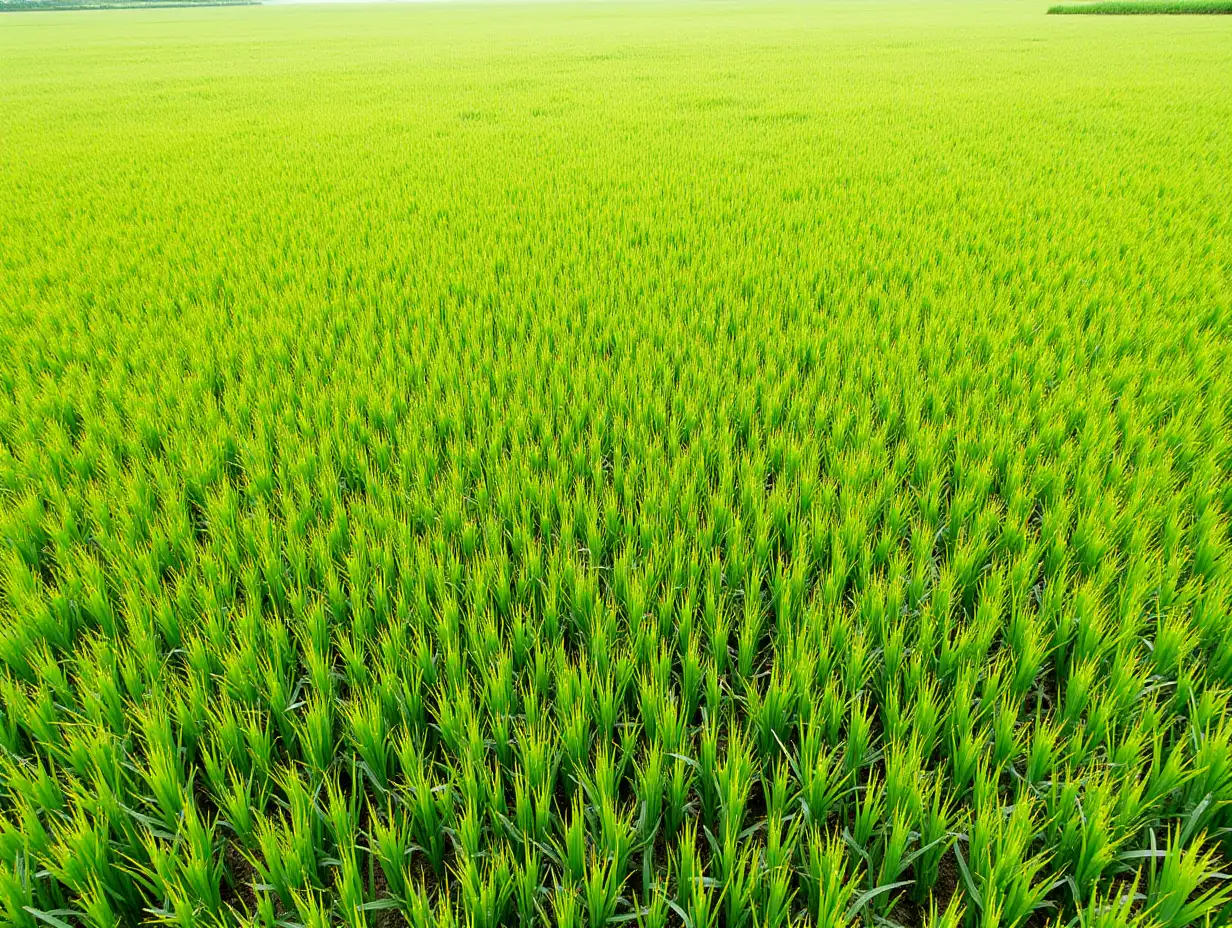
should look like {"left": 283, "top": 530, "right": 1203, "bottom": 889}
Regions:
{"left": 1, "top": 2, "right": 1231, "bottom": 926}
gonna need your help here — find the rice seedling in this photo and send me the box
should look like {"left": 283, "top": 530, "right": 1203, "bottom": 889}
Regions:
{"left": 1, "top": 0, "right": 1231, "bottom": 925}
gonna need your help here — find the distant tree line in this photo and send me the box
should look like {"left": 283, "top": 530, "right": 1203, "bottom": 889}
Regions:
{"left": 2, "top": 0, "right": 257, "bottom": 10}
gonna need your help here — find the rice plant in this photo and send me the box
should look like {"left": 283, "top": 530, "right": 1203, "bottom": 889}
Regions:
{"left": 1, "top": 0, "right": 1231, "bottom": 926}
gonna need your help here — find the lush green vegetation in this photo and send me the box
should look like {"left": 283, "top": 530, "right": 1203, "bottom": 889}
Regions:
{"left": 0, "top": 0, "right": 253, "bottom": 11}
{"left": 1049, "top": 1, "right": 1232, "bottom": 13}
{"left": 2, "top": 2, "right": 1231, "bottom": 926}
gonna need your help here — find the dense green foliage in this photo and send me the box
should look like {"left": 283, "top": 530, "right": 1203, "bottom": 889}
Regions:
{"left": 2, "top": 2, "right": 1232, "bottom": 927}
{"left": 1049, "top": 1, "right": 1232, "bottom": 13}
{"left": 0, "top": 4, "right": 255, "bottom": 13}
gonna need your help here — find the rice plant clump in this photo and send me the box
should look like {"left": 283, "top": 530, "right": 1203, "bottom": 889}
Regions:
{"left": 1, "top": 3, "right": 1231, "bottom": 927}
